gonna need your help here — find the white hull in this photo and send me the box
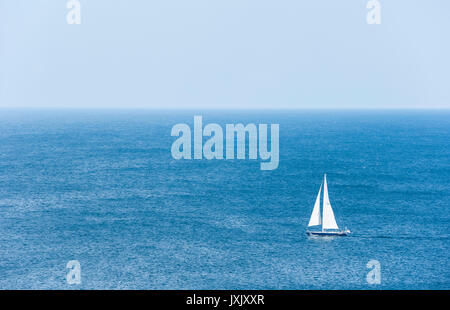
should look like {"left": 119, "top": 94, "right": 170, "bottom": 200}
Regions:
{"left": 306, "top": 230, "right": 349, "bottom": 236}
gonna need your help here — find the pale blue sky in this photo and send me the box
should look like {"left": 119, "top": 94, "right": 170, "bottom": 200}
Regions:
{"left": 1, "top": 0, "right": 449, "bottom": 109}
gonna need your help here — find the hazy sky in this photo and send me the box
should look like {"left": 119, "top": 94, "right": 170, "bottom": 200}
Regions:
{"left": 1, "top": 0, "right": 449, "bottom": 109}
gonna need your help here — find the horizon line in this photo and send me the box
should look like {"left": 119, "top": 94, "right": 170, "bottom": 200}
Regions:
{"left": 0, "top": 107, "right": 449, "bottom": 111}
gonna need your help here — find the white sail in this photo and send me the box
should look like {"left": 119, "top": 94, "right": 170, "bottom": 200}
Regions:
{"left": 322, "top": 174, "right": 339, "bottom": 230}
{"left": 308, "top": 184, "right": 322, "bottom": 227}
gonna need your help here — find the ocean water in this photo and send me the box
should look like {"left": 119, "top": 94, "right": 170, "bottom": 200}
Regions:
{"left": 0, "top": 110, "right": 448, "bottom": 289}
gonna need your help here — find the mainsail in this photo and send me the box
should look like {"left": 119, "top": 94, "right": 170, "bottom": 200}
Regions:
{"left": 307, "top": 184, "right": 322, "bottom": 227}
{"left": 322, "top": 174, "right": 339, "bottom": 230}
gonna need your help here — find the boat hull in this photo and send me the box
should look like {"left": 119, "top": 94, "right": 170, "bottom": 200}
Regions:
{"left": 306, "top": 230, "right": 349, "bottom": 236}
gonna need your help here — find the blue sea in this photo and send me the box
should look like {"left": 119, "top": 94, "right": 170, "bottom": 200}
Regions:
{"left": 0, "top": 110, "right": 448, "bottom": 289}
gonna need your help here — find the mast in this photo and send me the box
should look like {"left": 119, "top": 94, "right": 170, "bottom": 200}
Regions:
{"left": 322, "top": 174, "right": 339, "bottom": 230}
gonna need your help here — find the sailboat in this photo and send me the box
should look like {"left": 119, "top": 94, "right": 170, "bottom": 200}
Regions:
{"left": 306, "top": 174, "right": 350, "bottom": 236}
